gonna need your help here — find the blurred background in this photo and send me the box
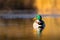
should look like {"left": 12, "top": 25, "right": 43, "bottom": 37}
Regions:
{"left": 0, "top": 0, "right": 60, "bottom": 40}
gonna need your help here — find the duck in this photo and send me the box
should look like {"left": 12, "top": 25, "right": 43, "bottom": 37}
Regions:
{"left": 33, "top": 14, "right": 45, "bottom": 33}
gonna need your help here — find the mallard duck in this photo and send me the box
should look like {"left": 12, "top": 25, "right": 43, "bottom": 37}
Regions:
{"left": 33, "top": 14, "right": 45, "bottom": 33}
{"left": 33, "top": 14, "right": 42, "bottom": 30}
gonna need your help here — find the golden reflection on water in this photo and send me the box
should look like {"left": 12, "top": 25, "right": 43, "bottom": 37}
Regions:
{"left": 0, "top": 18, "right": 60, "bottom": 40}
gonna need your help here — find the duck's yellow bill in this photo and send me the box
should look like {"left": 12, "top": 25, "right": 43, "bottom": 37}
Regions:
{"left": 33, "top": 18, "right": 37, "bottom": 21}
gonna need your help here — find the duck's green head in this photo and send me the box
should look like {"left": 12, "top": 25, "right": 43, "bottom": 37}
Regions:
{"left": 36, "top": 14, "right": 42, "bottom": 20}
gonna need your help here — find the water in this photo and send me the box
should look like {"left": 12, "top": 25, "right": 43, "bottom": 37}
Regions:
{"left": 0, "top": 18, "right": 60, "bottom": 40}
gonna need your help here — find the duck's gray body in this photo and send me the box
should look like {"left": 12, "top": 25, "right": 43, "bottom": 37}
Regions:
{"left": 33, "top": 20, "right": 42, "bottom": 31}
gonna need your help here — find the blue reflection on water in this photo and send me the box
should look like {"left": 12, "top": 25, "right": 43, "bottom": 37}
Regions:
{"left": 0, "top": 13, "right": 60, "bottom": 19}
